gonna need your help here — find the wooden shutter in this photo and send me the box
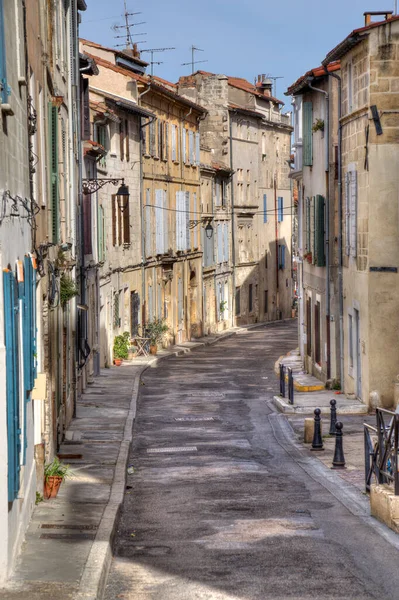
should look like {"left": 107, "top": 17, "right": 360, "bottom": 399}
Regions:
{"left": 349, "top": 170, "right": 357, "bottom": 257}
{"left": 141, "top": 122, "right": 147, "bottom": 155}
{"left": 193, "top": 193, "right": 198, "bottom": 249}
{"left": 119, "top": 121, "right": 124, "bottom": 161}
{"left": 125, "top": 119, "right": 130, "bottom": 162}
{"left": 49, "top": 103, "right": 59, "bottom": 243}
{"left": 23, "top": 256, "right": 35, "bottom": 394}
{"left": 3, "top": 270, "right": 21, "bottom": 501}
{"left": 163, "top": 190, "right": 168, "bottom": 251}
{"left": 189, "top": 130, "right": 194, "bottom": 164}
{"left": 157, "top": 282, "right": 162, "bottom": 319}
{"left": 82, "top": 77, "right": 90, "bottom": 140}
{"left": 310, "top": 196, "right": 315, "bottom": 263}
{"left": 98, "top": 205, "right": 104, "bottom": 261}
{"left": 185, "top": 192, "right": 190, "bottom": 250}
{"left": 223, "top": 222, "right": 229, "bottom": 262}
{"left": 158, "top": 120, "right": 162, "bottom": 158}
{"left": 155, "top": 189, "right": 164, "bottom": 254}
{"left": 150, "top": 120, "right": 156, "bottom": 156}
{"left": 83, "top": 194, "right": 92, "bottom": 255}
{"left": 315, "top": 301, "right": 321, "bottom": 364}
{"left": 164, "top": 122, "right": 169, "bottom": 161}
{"left": 148, "top": 285, "right": 153, "bottom": 320}
{"left": 195, "top": 132, "right": 200, "bottom": 165}
{"left": 123, "top": 195, "right": 130, "bottom": 244}
{"left": 306, "top": 197, "right": 310, "bottom": 252}
{"left": 263, "top": 193, "right": 267, "bottom": 223}
{"left": 315, "top": 195, "right": 325, "bottom": 267}
{"left": 344, "top": 172, "right": 350, "bottom": 256}
{"left": 217, "top": 223, "right": 222, "bottom": 263}
{"left": 303, "top": 101, "right": 313, "bottom": 166}
{"left": 278, "top": 196, "right": 283, "bottom": 222}
{"left": 182, "top": 128, "right": 186, "bottom": 163}
{"left": 178, "top": 277, "right": 183, "bottom": 322}
{"left": 171, "top": 124, "right": 177, "bottom": 161}
{"left": 306, "top": 297, "right": 312, "bottom": 356}
{"left": 145, "top": 189, "right": 152, "bottom": 257}
{"left": 112, "top": 195, "right": 117, "bottom": 246}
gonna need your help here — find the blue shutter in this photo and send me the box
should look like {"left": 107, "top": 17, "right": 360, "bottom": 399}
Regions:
{"left": 263, "top": 194, "right": 267, "bottom": 223}
{"left": 4, "top": 270, "right": 21, "bottom": 502}
{"left": 185, "top": 192, "right": 190, "bottom": 250}
{"left": 223, "top": 223, "right": 229, "bottom": 262}
{"left": 303, "top": 102, "right": 313, "bottom": 166}
{"left": 278, "top": 197, "right": 283, "bottom": 222}
{"left": 0, "top": 0, "right": 10, "bottom": 104}
{"left": 23, "top": 256, "right": 35, "bottom": 393}
{"left": 189, "top": 131, "right": 194, "bottom": 164}
{"left": 145, "top": 189, "right": 152, "bottom": 257}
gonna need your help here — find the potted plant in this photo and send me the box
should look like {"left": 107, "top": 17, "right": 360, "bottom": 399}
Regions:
{"left": 145, "top": 318, "right": 169, "bottom": 355}
{"left": 113, "top": 332, "right": 130, "bottom": 365}
{"left": 303, "top": 252, "right": 312, "bottom": 264}
{"left": 44, "top": 457, "right": 70, "bottom": 499}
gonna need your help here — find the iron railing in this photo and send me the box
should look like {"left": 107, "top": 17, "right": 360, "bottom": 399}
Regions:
{"left": 364, "top": 408, "right": 399, "bottom": 495}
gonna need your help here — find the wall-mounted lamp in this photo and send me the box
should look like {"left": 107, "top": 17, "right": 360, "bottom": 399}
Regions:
{"left": 115, "top": 181, "right": 130, "bottom": 212}
{"left": 81, "top": 177, "right": 129, "bottom": 197}
{"left": 188, "top": 217, "right": 214, "bottom": 239}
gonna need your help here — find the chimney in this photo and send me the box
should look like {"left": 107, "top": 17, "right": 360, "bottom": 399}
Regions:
{"left": 256, "top": 75, "right": 273, "bottom": 96}
{"left": 364, "top": 10, "right": 393, "bottom": 26}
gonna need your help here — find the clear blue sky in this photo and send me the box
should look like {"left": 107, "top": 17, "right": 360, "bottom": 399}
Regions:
{"left": 80, "top": 0, "right": 396, "bottom": 103}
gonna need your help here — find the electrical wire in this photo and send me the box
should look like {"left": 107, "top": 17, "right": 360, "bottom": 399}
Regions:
{"left": 143, "top": 203, "right": 296, "bottom": 217}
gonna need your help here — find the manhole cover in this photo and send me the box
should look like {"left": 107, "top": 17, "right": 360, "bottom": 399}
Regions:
{"left": 175, "top": 417, "right": 216, "bottom": 422}
{"left": 147, "top": 446, "right": 198, "bottom": 453}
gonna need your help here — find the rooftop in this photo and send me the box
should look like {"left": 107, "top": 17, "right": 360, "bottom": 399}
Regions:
{"left": 286, "top": 61, "right": 340, "bottom": 96}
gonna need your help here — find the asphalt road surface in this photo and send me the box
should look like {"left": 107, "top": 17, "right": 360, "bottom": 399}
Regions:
{"left": 105, "top": 321, "right": 399, "bottom": 600}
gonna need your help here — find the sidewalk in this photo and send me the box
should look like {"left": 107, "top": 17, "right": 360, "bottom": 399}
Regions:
{"left": 0, "top": 329, "right": 237, "bottom": 600}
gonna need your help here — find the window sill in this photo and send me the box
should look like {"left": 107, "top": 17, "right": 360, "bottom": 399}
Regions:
{"left": 1, "top": 103, "right": 14, "bottom": 116}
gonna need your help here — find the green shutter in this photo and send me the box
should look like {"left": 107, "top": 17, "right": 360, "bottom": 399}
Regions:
{"left": 48, "top": 103, "right": 59, "bottom": 243}
{"left": 315, "top": 195, "right": 325, "bottom": 267}
{"left": 303, "top": 102, "right": 313, "bottom": 166}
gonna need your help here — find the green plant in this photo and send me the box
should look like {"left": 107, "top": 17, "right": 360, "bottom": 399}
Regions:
{"left": 312, "top": 118, "right": 324, "bottom": 133}
{"left": 44, "top": 457, "right": 70, "bottom": 481}
{"left": 35, "top": 492, "right": 44, "bottom": 505}
{"left": 60, "top": 273, "right": 79, "bottom": 306}
{"left": 113, "top": 332, "right": 130, "bottom": 360}
{"left": 145, "top": 319, "right": 169, "bottom": 346}
{"left": 219, "top": 300, "right": 228, "bottom": 313}
{"left": 332, "top": 379, "right": 341, "bottom": 391}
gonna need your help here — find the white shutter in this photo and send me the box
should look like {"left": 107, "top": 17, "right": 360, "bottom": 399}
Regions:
{"left": 182, "top": 128, "right": 186, "bottom": 163}
{"left": 189, "top": 131, "right": 194, "bottom": 164}
{"left": 172, "top": 124, "right": 176, "bottom": 161}
{"left": 223, "top": 222, "right": 229, "bottom": 262}
{"left": 176, "top": 191, "right": 184, "bottom": 251}
{"left": 217, "top": 223, "right": 222, "bottom": 263}
{"left": 145, "top": 189, "right": 152, "bottom": 257}
{"left": 163, "top": 190, "right": 168, "bottom": 252}
{"left": 193, "top": 193, "right": 198, "bottom": 249}
{"left": 349, "top": 170, "right": 357, "bottom": 257}
{"left": 185, "top": 191, "right": 190, "bottom": 250}
{"left": 155, "top": 189, "right": 164, "bottom": 254}
{"left": 176, "top": 191, "right": 181, "bottom": 251}
{"left": 195, "top": 132, "right": 200, "bottom": 166}
{"left": 345, "top": 173, "right": 350, "bottom": 256}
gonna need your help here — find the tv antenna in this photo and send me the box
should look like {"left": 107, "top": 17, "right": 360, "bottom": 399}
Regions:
{"left": 266, "top": 75, "right": 284, "bottom": 98}
{"left": 141, "top": 47, "right": 175, "bottom": 76}
{"left": 181, "top": 45, "right": 208, "bottom": 74}
{"left": 112, "top": 1, "right": 145, "bottom": 49}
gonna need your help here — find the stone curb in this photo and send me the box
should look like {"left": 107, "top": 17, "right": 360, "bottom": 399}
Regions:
{"left": 272, "top": 395, "right": 369, "bottom": 415}
{"left": 76, "top": 328, "right": 237, "bottom": 600}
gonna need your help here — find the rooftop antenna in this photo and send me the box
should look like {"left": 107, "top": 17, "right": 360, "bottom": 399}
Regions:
{"left": 112, "top": 1, "right": 145, "bottom": 49}
{"left": 266, "top": 75, "right": 284, "bottom": 98}
{"left": 141, "top": 47, "right": 175, "bottom": 76}
{"left": 395, "top": 0, "right": 398, "bottom": 15}
{"left": 181, "top": 45, "right": 208, "bottom": 74}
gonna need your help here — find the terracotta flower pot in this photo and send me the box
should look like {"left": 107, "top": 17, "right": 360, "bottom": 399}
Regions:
{"left": 114, "top": 358, "right": 123, "bottom": 366}
{"left": 149, "top": 344, "right": 157, "bottom": 355}
{"left": 44, "top": 475, "right": 63, "bottom": 499}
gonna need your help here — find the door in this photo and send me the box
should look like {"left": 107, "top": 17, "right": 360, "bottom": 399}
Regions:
{"left": 130, "top": 291, "right": 140, "bottom": 336}
{"left": 354, "top": 308, "right": 361, "bottom": 398}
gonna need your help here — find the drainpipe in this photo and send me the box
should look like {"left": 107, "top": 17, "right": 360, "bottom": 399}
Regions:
{"left": 274, "top": 174, "right": 279, "bottom": 318}
{"left": 328, "top": 70, "right": 344, "bottom": 389}
{"left": 229, "top": 112, "right": 236, "bottom": 327}
{"left": 307, "top": 78, "right": 331, "bottom": 379}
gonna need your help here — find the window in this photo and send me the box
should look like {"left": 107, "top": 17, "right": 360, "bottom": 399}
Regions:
{"left": 155, "top": 189, "right": 168, "bottom": 254}
{"left": 278, "top": 244, "right": 286, "bottom": 269}
{"left": 306, "top": 297, "right": 312, "bottom": 357}
{"left": 114, "top": 291, "right": 121, "bottom": 328}
{"left": 176, "top": 191, "right": 190, "bottom": 251}
{"left": 130, "top": 291, "right": 140, "bottom": 337}
{"left": 112, "top": 192, "right": 130, "bottom": 246}
{"left": 171, "top": 124, "right": 178, "bottom": 161}
{"left": 145, "top": 189, "right": 152, "bottom": 257}
{"left": 0, "top": 0, "right": 10, "bottom": 104}
{"left": 97, "top": 124, "right": 107, "bottom": 168}
{"left": 315, "top": 195, "right": 325, "bottom": 266}
{"left": 125, "top": 119, "right": 129, "bottom": 162}
{"left": 315, "top": 301, "right": 321, "bottom": 365}
{"left": 149, "top": 119, "right": 156, "bottom": 156}
{"left": 203, "top": 223, "right": 214, "bottom": 267}
{"left": 48, "top": 102, "right": 60, "bottom": 243}
{"left": 264, "top": 290, "right": 268, "bottom": 314}
{"left": 249, "top": 283, "right": 253, "bottom": 313}
{"left": 263, "top": 193, "right": 267, "bottom": 223}
{"left": 222, "top": 180, "right": 227, "bottom": 207}
{"left": 278, "top": 196, "right": 284, "bottom": 222}
{"left": 303, "top": 101, "right": 313, "bottom": 166}
{"left": 345, "top": 169, "right": 357, "bottom": 257}
{"left": 235, "top": 287, "right": 240, "bottom": 316}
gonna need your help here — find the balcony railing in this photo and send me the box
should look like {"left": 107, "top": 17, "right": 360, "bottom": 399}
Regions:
{"left": 364, "top": 407, "right": 399, "bottom": 495}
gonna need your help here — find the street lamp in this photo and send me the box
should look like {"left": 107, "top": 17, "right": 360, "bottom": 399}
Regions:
{"left": 188, "top": 217, "right": 214, "bottom": 239}
{"left": 81, "top": 177, "right": 129, "bottom": 197}
{"left": 115, "top": 180, "right": 130, "bottom": 212}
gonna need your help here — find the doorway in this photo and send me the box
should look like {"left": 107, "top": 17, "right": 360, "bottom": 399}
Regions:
{"left": 354, "top": 308, "right": 361, "bottom": 398}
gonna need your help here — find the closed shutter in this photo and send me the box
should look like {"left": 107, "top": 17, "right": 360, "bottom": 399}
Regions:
{"left": 155, "top": 189, "right": 164, "bottom": 254}
{"left": 82, "top": 78, "right": 90, "bottom": 140}
{"left": 145, "top": 189, "right": 152, "bottom": 257}
{"left": 223, "top": 222, "right": 229, "bottom": 262}
{"left": 310, "top": 196, "right": 315, "bottom": 263}
{"left": 123, "top": 196, "right": 130, "bottom": 245}
{"left": 98, "top": 205, "right": 104, "bottom": 261}
{"left": 164, "top": 122, "right": 169, "bottom": 161}
{"left": 193, "top": 193, "right": 198, "bottom": 249}
{"left": 217, "top": 223, "right": 222, "bottom": 263}
{"left": 157, "top": 282, "right": 162, "bottom": 319}
{"left": 349, "top": 170, "right": 357, "bottom": 257}
{"left": 345, "top": 173, "right": 350, "bottom": 256}
{"left": 185, "top": 192, "right": 190, "bottom": 250}
{"left": 263, "top": 194, "right": 267, "bottom": 223}
{"left": 171, "top": 124, "right": 176, "bottom": 161}
{"left": 158, "top": 120, "right": 162, "bottom": 158}
{"left": 278, "top": 196, "right": 283, "bottom": 222}
{"left": 195, "top": 132, "right": 200, "bottom": 165}
{"left": 48, "top": 103, "right": 59, "bottom": 243}
{"left": 112, "top": 195, "right": 117, "bottom": 246}
{"left": 0, "top": 0, "right": 9, "bottom": 104}
{"left": 303, "top": 101, "right": 313, "bottom": 166}
{"left": 23, "top": 256, "right": 36, "bottom": 394}
{"left": 182, "top": 128, "right": 186, "bottom": 163}
{"left": 125, "top": 119, "right": 130, "bottom": 162}
{"left": 306, "top": 197, "right": 311, "bottom": 252}
{"left": 150, "top": 120, "right": 156, "bottom": 156}
{"left": 83, "top": 194, "right": 92, "bottom": 255}
{"left": 141, "top": 122, "right": 147, "bottom": 155}
{"left": 189, "top": 130, "right": 194, "bottom": 164}
{"left": 176, "top": 191, "right": 182, "bottom": 251}
{"left": 148, "top": 285, "right": 153, "bottom": 320}
{"left": 215, "top": 181, "right": 221, "bottom": 207}
{"left": 3, "top": 270, "right": 21, "bottom": 502}
{"left": 315, "top": 195, "right": 325, "bottom": 267}
{"left": 163, "top": 190, "right": 168, "bottom": 251}
{"left": 119, "top": 121, "right": 124, "bottom": 161}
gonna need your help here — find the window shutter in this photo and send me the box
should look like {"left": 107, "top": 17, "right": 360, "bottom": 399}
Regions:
{"left": 123, "top": 196, "right": 130, "bottom": 245}
{"left": 315, "top": 195, "right": 325, "bottom": 267}
{"left": 148, "top": 285, "right": 153, "bottom": 320}
{"left": 83, "top": 194, "right": 92, "bottom": 255}
{"left": 119, "top": 121, "right": 124, "bottom": 161}
{"left": 310, "top": 196, "right": 315, "bottom": 263}
{"left": 217, "top": 223, "right": 222, "bottom": 263}
{"left": 0, "top": 0, "right": 10, "bottom": 104}
{"left": 345, "top": 173, "right": 350, "bottom": 256}
{"left": 189, "top": 130, "right": 194, "bottom": 164}
{"left": 193, "top": 193, "right": 198, "bottom": 249}
{"left": 278, "top": 196, "right": 283, "bottom": 222}
{"left": 157, "top": 282, "right": 162, "bottom": 319}
{"left": 150, "top": 120, "right": 156, "bottom": 156}
{"left": 195, "top": 132, "right": 200, "bottom": 165}
{"left": 98, "top": 205, "right": 104, "bottom": 261}
{"left": 175, "top": 191, "right": 181, "bottom": 251}
{"left": 155, "top": 189, "right": 164, "bottom": 254}
{"left": 163, "top": 190, "right": 168, "bottom": 251}
{"left": 178, "top": 277, "right": 183, "bottom": 322}
{"left": 185, "top": 191, "right": 190, "bottom": 250}
{"left": 141, "top": 122, "right": 147, "bottom": 155}
{"left": 158, "top": 119, "right": 162, "bottom": 158}
{"left": 125, "top": 119, "right": 130, "bottom": 162}
{"left": 171, "top": 124, "right": 176, "bottom": 161}
{"left": 23, "top": 256, "right": 36, "bottom": 395}
{"left": 112, "top": 195, "right": 117, "bottom": 246}
{"left": 82, "top": 78, "right": 90, "bottom": 140}
{"left": 306, "top": 197, "right": 310, "bottom": 252}
{"left": 145, "top": 189, "right": 152, "bottom": 257}
{"left": 263, "top": 193, "right": 267, "bottom": 223}
{"left": 303, "top": 101, "right": 313, "bottom": 166}
{"left": 350, "top": 170, "right": 357, "bottom": 257}
{"left": 164, "top": 122, "right": 169, "bottom": 161}
{"left": 223, "top": 222, "right": 229, "bottom": 262}
{"left": 3, "top": 270, "right": 21, "bottom": 502}
{"left": 182, "top": 128, "right": 187, "bottom": 163}
{"left": 48, "top": 103, "right": 60, "bottom": 243}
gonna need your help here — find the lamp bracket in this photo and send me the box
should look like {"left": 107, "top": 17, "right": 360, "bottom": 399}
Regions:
{"left": 82, "top": 178, "right": 124, "bottom": 195}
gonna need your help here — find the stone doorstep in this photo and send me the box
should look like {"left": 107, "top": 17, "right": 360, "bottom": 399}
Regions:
{"left": 273, "top": 395, "right": 369, "bottom": 415}
{"left": 370, "top": 484, "right": 399, "bottom": 534}
{"left": 274, "top": 352, "right": 326, "bottom": 393}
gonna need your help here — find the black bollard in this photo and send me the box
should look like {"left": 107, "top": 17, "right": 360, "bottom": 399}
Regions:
{"left": 311, "top": 408, "right": 324, "bottom": 451}
{"left": 332, "top": 421, "right": 346, "bottom": 468}
{"left": 329, "top": 399, "right": 337, "bottom": 435}
{"left": 279, "top": 363, "right": 285, "bottom": 398}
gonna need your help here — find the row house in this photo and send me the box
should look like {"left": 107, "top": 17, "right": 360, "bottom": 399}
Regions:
{"left": 178, "top": 72, "right": 293, "bottom": 325}
{"left": 287, "top": 11, "right": 399, "bottom": 409}
{"left": 0, "top": 0, "right": 88, "bottom": 582}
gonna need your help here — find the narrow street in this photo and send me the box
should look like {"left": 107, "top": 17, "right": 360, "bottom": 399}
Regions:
{"left": 105, "top": 322, "right": 399, "bottom": 600}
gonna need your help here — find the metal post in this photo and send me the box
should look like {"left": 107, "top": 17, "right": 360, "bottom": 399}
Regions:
{"left": 311, "top": 408, "right": 324, "bottom": 451}
{"left": 332, "top": 421, "right": 346, "bottom": 468}
{"left": 288, "top": 367, "right": 294, "bottom": 405}
{"left": 329, "top": 399, "right": 337, "bottom": 435}
{"left": 279, "top": 363, "right": 285, "bottom": 398}
{"left": 394, "top": 415, "right": 399, "bottom": 495}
